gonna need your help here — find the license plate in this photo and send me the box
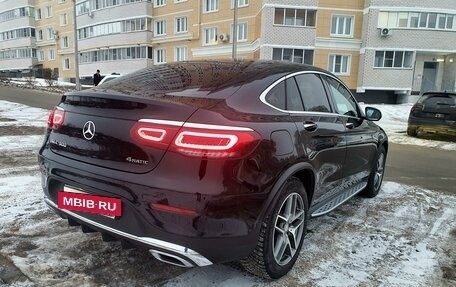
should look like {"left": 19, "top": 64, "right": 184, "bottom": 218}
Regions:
{"left": 57, "top": 187, "right": 121, "bottom": 218}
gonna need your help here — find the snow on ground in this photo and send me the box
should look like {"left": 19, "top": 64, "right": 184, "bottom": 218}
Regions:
{"left": 0, "top": 101, "right": 455, "bottom": 286}
{"left": 8, "top": 78, "right": 92, "bottom": 89}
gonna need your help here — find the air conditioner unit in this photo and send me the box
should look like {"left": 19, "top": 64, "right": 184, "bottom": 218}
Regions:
{"left": 380, "top": 27, "right": 392, "bottom": 37}
{"left": 219, "top": 33, "right": 229, "bottom": 42}
{"left": 88, "top": 11, "right": 94, "bottom": 18}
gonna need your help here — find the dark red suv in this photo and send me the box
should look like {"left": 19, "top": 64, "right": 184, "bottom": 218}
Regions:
{"left": 39, "top": 60, "right": 387, "bottom": 279}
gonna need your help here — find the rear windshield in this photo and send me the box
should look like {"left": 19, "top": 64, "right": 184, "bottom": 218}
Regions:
{"left": 97, "top": 61, "right": 254, "bottom": 99}
{"left": 420, "top": 94, "right": 456, "bottom": 106}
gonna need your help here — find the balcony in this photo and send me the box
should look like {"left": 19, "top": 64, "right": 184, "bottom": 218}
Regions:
{"left": 0, "top": 17, "right": 35, "bottom": 31}
{"left": 77, "top": 1, "right": 153, "bottom": 28}
{"left": 0, "top": 58, "right": 36, "bottom": 71}
{"left": 0, "top": 37, "right": 35, "bottom": 50}
{"left": 0, "top": 0, "right": 34, "bottom": 12}
{"left": 78, "top": 31, "right": 152, "bottom": 51}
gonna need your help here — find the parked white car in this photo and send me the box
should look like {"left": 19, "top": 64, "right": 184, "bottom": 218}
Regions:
{"left": 98, "top": 73, "right": 121, "bottom": 85}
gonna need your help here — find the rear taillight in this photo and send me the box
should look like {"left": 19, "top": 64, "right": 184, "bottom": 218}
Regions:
{"left": 410, "top": 103, "right": 423, "bottom": 116}
{"left": 130, "top": 120, "right": 261, "bottom": 158}
{"left": 47, "top": 107, "right": 65, "bottom": 130}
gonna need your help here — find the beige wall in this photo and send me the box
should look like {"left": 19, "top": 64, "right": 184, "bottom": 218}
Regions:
{"left": 152, "top": 1, "right": 261, "bottom": 61}
{"left": 314, "top": 49, "right": 360, "bottom": 88}
{"left": 318, "top": 0, "right": 364, "bottom": 10}
{"left": 316, "top": 9, "right": 363, "bottom": 39}
{"left": 315, "top": 0, "right": 364, "bottom": 89}
{"left": 35, "top": 0, "right": 74, "bottom": 80}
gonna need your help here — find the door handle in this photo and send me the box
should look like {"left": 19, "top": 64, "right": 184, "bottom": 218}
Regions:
{"left": 303, "top": 122, "right": 318, "bottom": 131}
{"left": 346, "top": 122, "right": 354, "bottom": 129}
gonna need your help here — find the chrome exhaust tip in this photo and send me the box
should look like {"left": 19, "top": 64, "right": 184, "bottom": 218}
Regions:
{"left": 149, "top": 249, "right": 195, "bottom": 268}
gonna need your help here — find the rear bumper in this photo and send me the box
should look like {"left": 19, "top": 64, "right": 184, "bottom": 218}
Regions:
{"left": 38, "top": 151, "right": 267, "bottom": 265}
{"left": 44, "top": 198, "right": 212, "bottom": 267}
{"left": 408, "top": 117, "right": 456, "bottom": 136}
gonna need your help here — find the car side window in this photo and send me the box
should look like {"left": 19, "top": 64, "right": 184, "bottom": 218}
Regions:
{"left": 265, "top": 81, "right": 286, "bottom": 110}
{"left": 325, "top": 76, "right": 359, "bottom": 117}
{"left": 295, "top": 74, "right": 331, "bottom": 113}
{"left": 286, "top": 78, "right": 304, "bottom": 111}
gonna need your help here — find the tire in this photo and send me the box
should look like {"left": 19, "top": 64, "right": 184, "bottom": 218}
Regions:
{"left": 360, "top": 146, "right": 386, "bottom": 198}
{"left": 241, "top": 177, "right": 309, "bottom": 279}
{"left": 407, "top": 126, "right": 417, "bottom": 137}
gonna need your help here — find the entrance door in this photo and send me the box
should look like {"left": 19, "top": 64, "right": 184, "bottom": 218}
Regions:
{"left": 421, "top": 62, "right": 438, "bottom": 93}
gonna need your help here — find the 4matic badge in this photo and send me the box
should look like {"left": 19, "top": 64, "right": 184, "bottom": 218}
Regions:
{"left": 126, "top": 157, "right": 149, "bottom": 165}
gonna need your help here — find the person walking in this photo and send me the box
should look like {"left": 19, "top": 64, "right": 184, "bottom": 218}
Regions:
{"left": 93, "top": 69, "right": 102, "bottom": 86}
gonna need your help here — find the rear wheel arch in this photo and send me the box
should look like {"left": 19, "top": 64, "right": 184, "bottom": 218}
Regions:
{"left": 292, "top": 168, "right": 315, "bottom": 207}
{"left": 258, "top": 162, "right": 316, "bottom": 225}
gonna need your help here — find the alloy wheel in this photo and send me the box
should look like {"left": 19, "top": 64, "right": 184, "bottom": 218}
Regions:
{"left": 272, "top": 192, "right": 306, "bottom": 266}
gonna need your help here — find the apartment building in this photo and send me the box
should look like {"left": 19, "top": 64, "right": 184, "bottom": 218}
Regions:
{"left": 35, "top": 0, "right": 75, "bottom": 81}
{"left": 359, "top": 0, "right": 456, "bottom": 102}
{"left": 0, "top": 0, "right": 36, "bottom": 77}
{"left": 75, "top": 0, "right": 154, "bottom": 80}
{"left": 1, "top": 0, "right": 455, "bottom": 102}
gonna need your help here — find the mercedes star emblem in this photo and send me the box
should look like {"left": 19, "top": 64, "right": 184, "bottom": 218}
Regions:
{"left": 83, "top": 121, "right": 96, "bottom": 140}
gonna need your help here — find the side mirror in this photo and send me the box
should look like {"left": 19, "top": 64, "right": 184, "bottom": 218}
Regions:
{"left": 365, "top": 107, "right": 382, "bottom": 121}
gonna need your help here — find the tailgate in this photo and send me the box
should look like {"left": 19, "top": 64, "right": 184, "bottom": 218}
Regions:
{"left": 48, "top": 94, "right": 197, "bottom": 173}
{"left": 422, "top": 95, "right": 456, "bottom": 121}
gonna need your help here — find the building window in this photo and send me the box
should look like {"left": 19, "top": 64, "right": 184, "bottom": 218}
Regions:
{"left": 77, "top": 18, "right": 148, "bottom": 40}
{"left": 155, "top": 20, "right": 166, "bottom": 35}
{"left": 49, "top": 49, "right": 55, "bottom": 60}
{"left": 38, "top": 51, "right": 45, "bottom": 61}
{"left": 37, "top": 30, "right": 43, "bottom": 41}
{"left": 175, "top": 46, "right": 187, "bottom": 61}
{"left": 274, "top": 8, "right": 316, "bottom": 27}
{"left": 0, "top": 48, "right": 36, "bottom": 60}
{"left": 45, "top": 6, "right": 52, "bottom": 18}
{"left": 374, "top": 51, "right": 414, "bottom": 68}
{"left": 58, "top": 0, "right": 67, "bottom": 3}
{"left": 155, "top": 0, "right": 166, "bottom": 7}
{"left": 203, "top": 27, "right": 217, "bottom": 45}
{"left": 36, "top": 8, "right": 42, "bottom": 20}
{"left": 76, "top": 1, "right": 90, "bottom": 16}
{"left": 0, "top": 7, "right": 34, "bottom": 22}
{"left": 60, "top": 13, "right": 68, "bottom": 26}
{"left": 378, "top": 11, "right": 456, "bottom": 30}
{"left": 329, "top": 55, "right": 350, "bottom": 75}
{"left": 175, "top": 0, "right": 187, "bottom": 3}
{"left": 0, "top": 28, "right": 35, "bottom": 41}
{"left": 331, "top": 15, "right": 354, "bottom": 37}
{"left": 62, "top": 36, "right": 69, "bottom": 48}
{"left": 231, "top": 22, "right": 247, "bottom": 41}
{"left": 204, "top": 0, "right": 218, "bottom": 13}
{"left": 156, "top": 48, "right": 166, "bottom": 64}
{"left": 47, "top": 28, "right": 54, "bottom": 40}
{"left": 63, "top": 58, "right": 70, "bottom": 70}
{"left": 272, "top": 48, "right": 314, "bottom": 65}
{"left": 79, "top": 46, "right": 152, "bottom": 63}
{"left": 231, "top": 0, "right": 248, "bottom": 8}
{"left": 175, "top": 16, "right": 187, "bottom": 33}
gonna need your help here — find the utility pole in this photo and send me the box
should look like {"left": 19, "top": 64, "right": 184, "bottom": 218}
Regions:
{"left": 73, "top": 0, "right": 81, "bottom": 90}
{"left": 232, "top": 0, "right": 238, "bottom": 60}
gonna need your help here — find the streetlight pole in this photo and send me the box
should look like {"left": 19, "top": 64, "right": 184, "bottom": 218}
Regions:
{"left": 73, "top": 0, "right": 81, "bottom": 90}
{"left": 232, "top": 0, "right": 238, "bottom": 60}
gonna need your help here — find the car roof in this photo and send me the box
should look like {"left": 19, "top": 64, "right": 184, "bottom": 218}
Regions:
{"left": 89, "top": 60, "right": 331, "bottom": 99}
{"left": 422, "top": 91, "right": 456, "bottom": 96}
